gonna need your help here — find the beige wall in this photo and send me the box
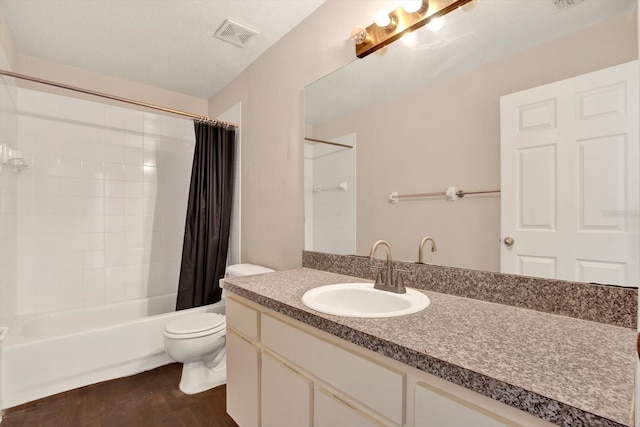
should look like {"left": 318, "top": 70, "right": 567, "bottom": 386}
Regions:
{"left": 16, "top": 55, "right": 207, "bottom": 115}
{"left": 208, "top": 1, "right": 391, "bottom": 270}
{"left": 209, "top": 2, "right": 638, "bottom": 271}
{"left": 0, "top": 3, "right": 16, "bottom": 69}
{"left": 311, "top": 12, "right": 638, "bottom": 270}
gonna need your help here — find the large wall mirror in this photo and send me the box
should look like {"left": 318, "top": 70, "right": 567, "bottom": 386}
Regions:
{"left": 304, "top": 0, "right": 638, "bottom": 287}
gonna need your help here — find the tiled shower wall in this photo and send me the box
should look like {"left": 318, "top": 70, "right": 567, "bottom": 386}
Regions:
{"left": 0, "top": 53, "right": 17, "bottom": 318}
{"left": 15, "top": 88, "right": 196, "bottom": 315}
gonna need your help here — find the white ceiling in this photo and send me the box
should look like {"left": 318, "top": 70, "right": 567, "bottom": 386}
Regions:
{"left": 1, "top": 0, "right": 325, "bottom": 99}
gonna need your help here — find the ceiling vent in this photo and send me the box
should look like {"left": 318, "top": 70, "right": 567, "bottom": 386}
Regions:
{"left": 553, "top": 0, "right": 584, "bottom": 10}
{"left": 214, "top": 19, "right": 259, "bottom": 48}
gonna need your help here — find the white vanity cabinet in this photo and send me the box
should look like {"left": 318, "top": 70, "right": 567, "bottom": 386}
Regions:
{"left": 225, "top": 295, "right": 554, "bottom": 427}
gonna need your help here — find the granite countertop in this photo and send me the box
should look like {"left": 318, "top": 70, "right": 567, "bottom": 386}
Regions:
{"left": 223, "top": 268, "right": 636, "bottom": 427}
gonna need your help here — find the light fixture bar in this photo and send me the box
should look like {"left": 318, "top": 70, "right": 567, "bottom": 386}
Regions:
{"left": 355, "top": 0, "right": 474, "bottom": 58}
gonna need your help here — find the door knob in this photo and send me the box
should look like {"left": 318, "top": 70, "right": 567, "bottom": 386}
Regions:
{"left": 503, "top": 237, "right": 515, "bottom": 246}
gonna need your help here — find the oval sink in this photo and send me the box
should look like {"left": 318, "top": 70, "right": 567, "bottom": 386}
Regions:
{"left": 301, "top": 283, "right": 430, "bottom": 318}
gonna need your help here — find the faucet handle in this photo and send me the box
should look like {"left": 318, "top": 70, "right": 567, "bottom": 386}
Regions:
{"left": 371, "top": 266, "right": 385, "bottom": 286}
{"left": 393, "top": 268, "right": 410, "bottom": 290}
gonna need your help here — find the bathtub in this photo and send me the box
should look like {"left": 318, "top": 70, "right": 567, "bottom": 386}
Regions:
{"left": 0, "top": 293, "right": 224, "bottom": 409}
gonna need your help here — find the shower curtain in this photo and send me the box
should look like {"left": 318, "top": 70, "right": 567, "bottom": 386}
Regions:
{"left": 176, "top": 121, "right": 236, "bottom": 310}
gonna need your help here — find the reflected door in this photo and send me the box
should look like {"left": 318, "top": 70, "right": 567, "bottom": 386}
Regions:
{"left": 500, "top": 61, "right": 639, "bottom": 286}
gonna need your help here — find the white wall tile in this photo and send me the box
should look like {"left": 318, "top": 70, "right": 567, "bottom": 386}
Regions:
{"left": 59, "top": 158, "right": 83, "bottom": 177}
{"left": 105, "top": 232, "right": 125, "bottom": 250}
{"left": 104, "top": 163, "right": 125, "bottom": 181}
{"left": 81, "top": 160, "right": 104, "bottom": 180}
{"left": 83, "top": 197, "right": 104, "bottom": 215}
{"left": 124, "top": 164, "right": 143, "bottom": 182}
{"left": 105, "top": 181, "right": 125, "bottom": 198}
{"left": 83, "top": 233, "right": 104, "bottom": 251}
{"left": 125, "top": 147, "right": 143, "bottom": 165}
{"left": 105, "top": 215, "right": 125, "bottom": 233}
{"left": 125, "top": 182, "right": 143, "bottom": 198}
{"left": 82, "top": 215, "right": 104, "bottom": 233}
{"left": 14, "top": 88, "right": 199, "bottom": 314}
{"left": 105, "top": 198, "right": 125, "bottom": 216}
{"left": 60, "top": 177, "right": 86, "bottom": 197}
{"left": 83, "top": 250, "right": 105, "bottom": 269}
{"left": 125, "top": 133, "right": 144, "bottom": 149}
{"left": 125, "top": 198, "right": 144, "bottom": 215}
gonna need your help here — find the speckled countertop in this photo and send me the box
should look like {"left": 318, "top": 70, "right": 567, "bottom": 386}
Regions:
{"left": 223, "top": 268, "right": 636, "bottom": 427}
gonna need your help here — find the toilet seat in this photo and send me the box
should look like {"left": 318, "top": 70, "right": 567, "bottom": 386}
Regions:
{"left": 164, "top": 313, "right": 226, "bottom": 339}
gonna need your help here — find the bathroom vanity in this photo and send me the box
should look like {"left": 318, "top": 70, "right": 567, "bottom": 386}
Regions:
{"left": 223, "top": 265, "right": 635, "bottom": 427}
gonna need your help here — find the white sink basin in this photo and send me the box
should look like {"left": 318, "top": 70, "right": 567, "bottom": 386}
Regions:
{"left": 301, "top": 283, "right": 430, "bottom": 318}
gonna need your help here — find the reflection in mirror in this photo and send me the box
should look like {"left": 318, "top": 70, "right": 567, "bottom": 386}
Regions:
{"left": 304, "top": 134, "right": 356, "bottom": 255}
{"left": 304, "top": 0, "right": 638, "bottom": 286}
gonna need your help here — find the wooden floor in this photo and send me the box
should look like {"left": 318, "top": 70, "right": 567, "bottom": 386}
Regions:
{"left": 1, "top": 363, "right": 239, "bottom": 427}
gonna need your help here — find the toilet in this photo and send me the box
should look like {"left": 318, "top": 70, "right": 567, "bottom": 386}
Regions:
{"left": 163, "top": 263, "right": 274, "bottom": 394}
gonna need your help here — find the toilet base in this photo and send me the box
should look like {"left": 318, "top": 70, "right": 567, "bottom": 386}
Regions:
{"left": 178, "top": 353, "right": 227, "bottom": 395}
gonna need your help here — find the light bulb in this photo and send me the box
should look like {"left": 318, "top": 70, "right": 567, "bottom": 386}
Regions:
{"left": 401, "top": 0, "right": 425, "bottom": 13}
{"left": 375, "top": 11, "right": 392, "bottom": 28}
{"left": 427, "top": 16, "right": 444, "bottom": 32}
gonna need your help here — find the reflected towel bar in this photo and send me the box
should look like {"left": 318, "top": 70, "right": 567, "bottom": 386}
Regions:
{"left": 389, "top": 188, "right": 500, "bottom": 203}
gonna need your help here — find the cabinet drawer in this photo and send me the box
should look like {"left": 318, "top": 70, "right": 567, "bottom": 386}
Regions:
{"left": 415, "top": 382, "right": 517, "bottom": 427}
{"left": 226, "top": 297, "right": 260, "bottom": 341}
{"left": 261, "top": 314, "right": 405, "bottom": 425}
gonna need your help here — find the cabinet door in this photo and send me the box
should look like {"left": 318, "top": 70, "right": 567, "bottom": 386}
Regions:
{"left": 414, "top": 382, "right": 516, "bottom": 427}
{"left": 262, "top": 352, "right": 313, "bottom": 427}
{"left": 262, "top": 314, "right": 405, "bottom": 424}
{"left": 226, "top": 329, "right": 259, "bottom": 427}
{"left": 315, "top": 388, "right": 384, "bottom": 427}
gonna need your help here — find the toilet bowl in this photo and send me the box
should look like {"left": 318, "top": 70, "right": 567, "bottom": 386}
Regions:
{"left": 164, "top": 263, "right": 274, "bottom": 394}
{"left": 164, "top": 313, "right": 227, "bottom": 394}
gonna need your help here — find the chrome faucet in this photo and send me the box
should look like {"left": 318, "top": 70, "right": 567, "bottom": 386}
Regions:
{"left": 369, "top": 240, "right": 406, "bottom": 294}
{"left": 418, "top": 237, "right": 437, "bottom": 263}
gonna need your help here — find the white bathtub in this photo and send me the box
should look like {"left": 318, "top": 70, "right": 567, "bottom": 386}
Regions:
{"left": 0, "top": 293, "right": 225, "bottom": 409}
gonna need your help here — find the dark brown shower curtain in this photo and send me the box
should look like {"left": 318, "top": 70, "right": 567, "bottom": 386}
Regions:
{"left": 176, "top": 121, "right": 236, "bottom": 310}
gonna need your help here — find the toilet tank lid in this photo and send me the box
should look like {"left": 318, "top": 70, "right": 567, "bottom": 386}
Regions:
{"left": 226, "top": 263, "right": 274, "bottom": 278}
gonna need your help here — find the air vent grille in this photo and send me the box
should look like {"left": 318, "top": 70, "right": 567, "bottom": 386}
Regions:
{"left": 553, "top": 0, "right": 584, "bottom": 10}
{"left": 214, "top": 19, "right": 259, "bottom": 48}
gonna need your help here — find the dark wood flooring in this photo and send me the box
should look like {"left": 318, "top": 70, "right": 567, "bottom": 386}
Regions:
{"left": 1, "top": 363, "right": 239, "bottom": 427}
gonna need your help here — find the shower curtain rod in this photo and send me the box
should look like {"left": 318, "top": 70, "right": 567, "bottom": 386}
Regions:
{"left": 0, "top": 69, "right": 238, "bottom": 128}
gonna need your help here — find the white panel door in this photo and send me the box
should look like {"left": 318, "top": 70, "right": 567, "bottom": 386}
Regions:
{"left": 500, "top": 61, "right": 639, "bottom": 286}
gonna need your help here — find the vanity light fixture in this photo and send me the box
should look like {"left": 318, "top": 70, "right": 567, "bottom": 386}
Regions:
{"left": 352, "top": 0, "right": 474, "bottom": 58}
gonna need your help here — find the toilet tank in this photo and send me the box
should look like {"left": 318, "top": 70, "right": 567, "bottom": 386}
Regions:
{"left": 225, "top": 263, "right": 275, "bottom": 278}
{"left": 219, "top": 264, "right": 275, "bottom": 298}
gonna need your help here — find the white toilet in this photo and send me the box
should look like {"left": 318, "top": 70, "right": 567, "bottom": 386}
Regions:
{"left": 163, "top": 263, "right": 274, "bottom": 394}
